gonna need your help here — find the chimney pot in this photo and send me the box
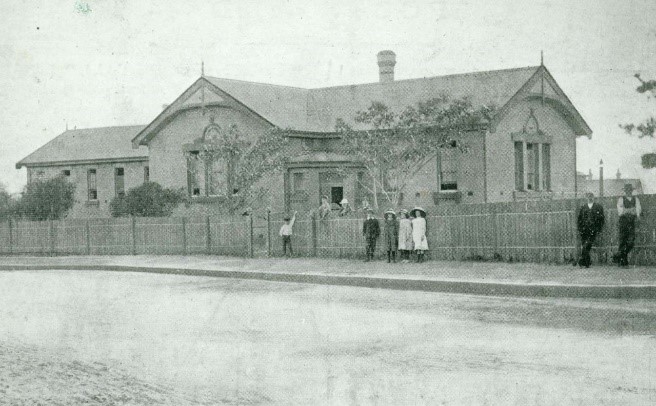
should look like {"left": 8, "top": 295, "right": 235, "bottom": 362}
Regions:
{"left": 377, "top": 50, "right": 396, "bottom": 83}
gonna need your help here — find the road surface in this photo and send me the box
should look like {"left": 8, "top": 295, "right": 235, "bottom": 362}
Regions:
{"left": 1, "top": 269, "right": 655, "bottom": 405}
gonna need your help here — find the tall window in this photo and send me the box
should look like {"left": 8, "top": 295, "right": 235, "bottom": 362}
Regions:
{"left": 144, "top": 166, "right": 150, "bottom": 183}
{"left": 87, "top": 169, "right": 97, "bottom": 200}
{"left": 186, "top": 152, "right": 228, "bottom": 197}
{"left": 514, "top": 142, "right": 524, "bottom": 191}
{"left": 525, "top": 143, "right": 538, "bottom": 190}
{"left": 438, "top": 147, "right": 458, "bottom": 191}
{"left": 514, "top": 142, "right": 551, "bottom": 191}
{"left": 542, "top": 144, "right": 551, "bottom": 190}
{"left": 114, "top": 167, "right": 125, "bottom": 197}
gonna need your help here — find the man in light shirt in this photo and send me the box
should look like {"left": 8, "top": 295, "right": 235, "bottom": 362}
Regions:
{"left": 279, "top": 211, "right": 297, "bottom": 257}
{"left": 613, "top": 184, "right": 642, "bottom": 267}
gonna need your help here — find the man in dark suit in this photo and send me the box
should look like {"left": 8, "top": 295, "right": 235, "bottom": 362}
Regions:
{"left": 576, "top": 192, "right": 605, "bottom": 268}
{"left": 362, "top": 208, "right": 380, "bottom": 262}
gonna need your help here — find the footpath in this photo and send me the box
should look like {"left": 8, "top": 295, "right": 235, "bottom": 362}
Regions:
{"left": 0, "top": 255, "right": 655, "bottom": 299}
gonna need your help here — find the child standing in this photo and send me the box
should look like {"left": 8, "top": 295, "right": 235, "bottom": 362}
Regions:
{"left": 279, "top": 211, "right": 297, "bottom": 257}
{"left": 383, "top": 209, "right": 399, "bottom": 263}
{"left": 397, "top": 209, "right": 413, "bottom": 263}
{"left": 411, "top": 207, "right": 429, "bottom": 263}
{"left": 362, "top": 208, "right": 380, "bottom": 262}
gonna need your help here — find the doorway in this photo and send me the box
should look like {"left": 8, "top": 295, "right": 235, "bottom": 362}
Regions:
{"left": 331, "top": 186, "right": 343, "bottom": 205}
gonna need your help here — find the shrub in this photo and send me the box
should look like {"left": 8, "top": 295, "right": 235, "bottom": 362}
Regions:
{"left": 17, "top": 176, "right": 75, "bottom": 220}
{"left": 110, "top": 182, "right": 186, "bottom": 217}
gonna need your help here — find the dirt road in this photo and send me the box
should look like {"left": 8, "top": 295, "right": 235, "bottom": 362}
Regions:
{"left": 1, "top": 270, "right": 655, "bottom": 405}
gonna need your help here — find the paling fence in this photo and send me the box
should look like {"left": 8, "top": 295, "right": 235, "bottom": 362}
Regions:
{"left": 1, "top": 195, "right": 655, "bottom": 265}
{"left": 0, "top": 216, "right": 252, "bottom": 257}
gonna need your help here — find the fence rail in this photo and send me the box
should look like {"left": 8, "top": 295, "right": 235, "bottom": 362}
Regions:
{"left": 1, "top": 195, "right": 656, "bottom": 265}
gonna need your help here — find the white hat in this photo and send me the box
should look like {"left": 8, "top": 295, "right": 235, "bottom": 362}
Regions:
{"left": 340, "top": 198, "right": 349, "bottom": 205}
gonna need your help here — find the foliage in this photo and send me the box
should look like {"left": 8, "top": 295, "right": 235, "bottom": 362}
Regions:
{"left": 620, "top": 74, "right": 656, "bottom": 168}
{"left": 0, "top": 183, "right": 18, "bottom": 220}
{"left": 189, "top": 125, "right": 294, "bottom": 213}
{"left": 335, "top": 96, "right": 495, "bottom": 207}
{"left": 17, "top": 176, "right": 75, "bottom": 221}
{"left": 110, "top": 182, "right": 186, "bottom": 217}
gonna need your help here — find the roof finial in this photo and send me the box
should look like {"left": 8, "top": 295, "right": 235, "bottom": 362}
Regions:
{"left": 201, "top": 60, "right": 205, "bottom": 77}
{"left": 540, "top": 50, "right": 544, "bottom": 66}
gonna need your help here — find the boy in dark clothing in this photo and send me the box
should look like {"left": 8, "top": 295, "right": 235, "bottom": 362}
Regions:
{"left": 362, "top": 208, "right": 380, "bottom": 262}
{"left": 576, "top": 192, "right": 605, "bottom": 268}
{"left": 383, "top": 209, "right": 399, "bottom": 263}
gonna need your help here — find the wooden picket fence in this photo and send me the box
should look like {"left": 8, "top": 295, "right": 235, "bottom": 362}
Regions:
{"left": 2, "top": 195, "right": 656, "bottom": 265}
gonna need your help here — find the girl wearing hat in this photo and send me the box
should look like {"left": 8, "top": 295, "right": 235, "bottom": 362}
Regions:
{"left": 383, "top": 209, "right": 399, "bottom": 263}
{"left": 411, "top": 207, "right": 429, "bottom": 263}
{"left": 397, "top": 209, "right": 413, "bottom": 263}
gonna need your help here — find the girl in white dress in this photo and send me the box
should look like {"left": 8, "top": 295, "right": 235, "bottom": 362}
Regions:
{"left": 397, "top": 209, "right": 413, "bottom": 263}
{"left": 411, "top": 207, "right": 428, "bottom": 263}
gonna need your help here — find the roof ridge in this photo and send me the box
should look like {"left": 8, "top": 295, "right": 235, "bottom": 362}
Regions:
{"left": 310, "top": 65, "right": 541, "bottom": 91}
{"left": 65, "top": 124, "right": 146, "bottom": 132}
{"left": 205, "top": 76, "right": 309, "bottom": 91}
{"left": 207, "top": 66, "right": 540, "bottom": 92}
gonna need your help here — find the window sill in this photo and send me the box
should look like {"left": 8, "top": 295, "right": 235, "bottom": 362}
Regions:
{"left": 513, "top": 190, "right": 553, "bottom": 201}
{"left": 432, "top": 191, "right": 462, "bottom": 204}
{"left": 189, "top": 195, "right": 228, "bottom": 204}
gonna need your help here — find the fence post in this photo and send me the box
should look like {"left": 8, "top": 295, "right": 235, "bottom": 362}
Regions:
{"left": 266, "top": 209, "right": 271, "bottom": 257}
{"left": 8, "top": 219, "right": 13, "bottom": 255}
{"left": 311, "top": 213, "right": 318, "bottom": 257}
{"left": 49, "top": 219, "right": 55, "bottom": 256}
{"left": 85, "top": 220, "right": 91, "bottom": 255}
{"left": 205, "top": 216, "right": 211, "bottom": 255}
{"left": 131, "top": 216, "right": 137, "bottom": 256}
{"left": 492, "top": 209, "right": 499, "bottom": 257}
{"left": 181, "top": 217, "right": 187, "bottom": 255}
{"left": 248, "top": 214, "right": 254, "bottom": 258}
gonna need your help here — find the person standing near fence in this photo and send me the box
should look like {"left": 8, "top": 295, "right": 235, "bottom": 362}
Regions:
{"left": 613, "top": 184, "right": 642, "bottom": 267}
{"left": 576, "top": 192, "right": 605, "bottom": 268}
{"left": 362, "top": 208, "right": 380, "bottom": 262}
{"left": 383, "top": 209, "right": 399, "bottom": 263}
{"left": 411, "top": 207, "right": 429, "bottom": 263}
{"left": 339, "top": 199, "right": 353, "bottom": 216}
{"left": 397, "top": 209, "right": 413, "bottom": 263}
{"left": 279, "top": 211, "right": 297, "bottom": 258}
{"left": 318, "top": 196, "right": 331, "bottom": 220}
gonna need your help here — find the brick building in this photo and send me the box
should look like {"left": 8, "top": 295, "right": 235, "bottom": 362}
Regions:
{"left": 17, "top": 51, "right": 592, "bottom": 217}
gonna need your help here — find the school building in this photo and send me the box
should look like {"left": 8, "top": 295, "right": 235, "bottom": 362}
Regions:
{"left": 16, "top": 51, "right": 592, "bottom": 217}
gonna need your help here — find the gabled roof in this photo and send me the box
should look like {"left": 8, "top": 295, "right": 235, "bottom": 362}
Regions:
{"left": 17, "top": 125, "right": 148, "bottom": 168}
{"left": 201, "top": 66, "right": 541, "bottom": 133}
{"left": 134, "top": 66, "right": 545, "bottom": 146}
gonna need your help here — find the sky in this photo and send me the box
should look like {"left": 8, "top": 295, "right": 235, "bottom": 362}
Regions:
{"left": 1, "top": 0, "right": 655, "bottom": 194}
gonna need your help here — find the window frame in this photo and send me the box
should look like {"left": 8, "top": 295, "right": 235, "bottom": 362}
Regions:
{"left": 87, "top": 168, "right": 98, "bottom": 201}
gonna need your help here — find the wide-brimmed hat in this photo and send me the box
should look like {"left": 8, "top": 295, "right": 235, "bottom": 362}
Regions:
{"left": 365, "top": 207, "right": 374, "bottom": 213}
{"left": 624, "top": 183, "right": 634, "bottom": 191}
{"left": 340, "top": 198, "right": 349, "bottom": 205}
{"left": 398, "top": 208, "right": 408, "bottom": 214}
{"left": 412, "top": 207, "right": 426, "bottom": 215}
{"left": 384, "top": 209, "right": 396, "bottom": 216}
{"left": 283, "top": 215, "right": 291, "bottom": 221}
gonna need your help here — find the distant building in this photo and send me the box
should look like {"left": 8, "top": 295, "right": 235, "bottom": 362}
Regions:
{"left": 577, "top": 168, "right": 643, "bottom": 197}
{"left": 17, "top": 52, "right": 592, "bottom": 217}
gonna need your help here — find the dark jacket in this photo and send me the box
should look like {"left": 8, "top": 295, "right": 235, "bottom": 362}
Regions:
{"left": 363, "top": 218, "right": 380, "bottom": 240}
{"left": 382, "top": 219, "right": 399, "bottom": 251}
{"left": 577, "top": 202, "right": 605, "bottom": 236}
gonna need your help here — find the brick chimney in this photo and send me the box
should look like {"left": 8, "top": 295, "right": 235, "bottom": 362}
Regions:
{"left": 377, "top": 50, "right": 396, "bottom": 83}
